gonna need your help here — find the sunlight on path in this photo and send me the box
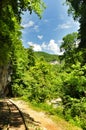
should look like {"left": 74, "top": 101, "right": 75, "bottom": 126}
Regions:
{"left": 13, "top": 100, "right": 63, "bottom": 130}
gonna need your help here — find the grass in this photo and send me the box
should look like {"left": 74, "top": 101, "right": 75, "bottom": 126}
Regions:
{"left": 51, "top": 116, "right": 82, "bottom": 130}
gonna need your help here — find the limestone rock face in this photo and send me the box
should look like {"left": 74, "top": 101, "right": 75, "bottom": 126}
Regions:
{"left": 0, "top": 65, "right": 11, "bottom": 97}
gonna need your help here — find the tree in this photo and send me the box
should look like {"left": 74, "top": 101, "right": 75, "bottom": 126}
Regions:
{"left": 27, "top": 46, "right": 35, "bottom": 68}
{"left": 0, "top": 0, "right": 46, "bottom": 95}
{"left": 66, "top": 0, "right": 86, "bottom": 49}
{"left": 0, "top": 0, "right": 46, "bottom": 20}
{"left": 0, "top": 0, "right": 46, "bottom": 66}
{"left": 61, "top": 62, "right": 86, "bottom": 129}
{"left": 60, "top": 32, "right": 78, "bottom": 66}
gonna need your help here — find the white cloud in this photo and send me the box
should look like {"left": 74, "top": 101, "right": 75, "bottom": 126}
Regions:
{"left": 22, "top": 20, "right": 34, "bottom": 28}
{"left": 47, "top": 40, "right": 61, "bottom": 54}
{"left": 27, "top": 39, "right": 63, "bottom": 55}
{"left": 57, "top": 20, "right": 80, "bottom": 30}
{"left": 41, "top": 42, "right": 47, "bottom": 49}
{"left": 37, "top": 35, "right": 43, "bottom": 40}
{"left": 22, "top": 20, "right": 39, "bottom": 32}
{"left": 58, "top": 22, "right": 71, "bottom": 29}
{"left": 28, "top": 42, "right": 42, "bottom": 51}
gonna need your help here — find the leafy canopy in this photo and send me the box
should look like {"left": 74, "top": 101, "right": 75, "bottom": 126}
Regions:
{"left": 0, "top": 0, "right": 46, "bottom": 66}
{"left": 60, "top": 32, "right": 78, "bottom": 66}
{"left": 66, "top": 0, "right": 86, "bottom": 49}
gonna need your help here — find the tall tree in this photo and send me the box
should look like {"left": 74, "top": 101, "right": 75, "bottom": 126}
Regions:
{"left": 60, "top": 32, "right": 78, "bottom": 66}
{"left": 0, "top": 0, "right": 46, "bottom": 65}
{"left": 0, "top": 0, "right": 45, "bottom": 95}
{"left": 66, "top": 0, "right": 86, "bottom": 48}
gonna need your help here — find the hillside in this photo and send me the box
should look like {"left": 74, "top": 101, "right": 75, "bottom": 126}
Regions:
{"left": 34, "top": 51, "right": 59, "bottom": 62}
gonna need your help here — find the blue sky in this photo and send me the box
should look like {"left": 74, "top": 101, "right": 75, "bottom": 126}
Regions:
{"left": 21, "top": 0, "right": 79, "bottom": 55}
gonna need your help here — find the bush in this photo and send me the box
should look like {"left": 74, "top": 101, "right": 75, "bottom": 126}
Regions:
{"left": 63, "top": 97, "right": 86, "bottom": 129}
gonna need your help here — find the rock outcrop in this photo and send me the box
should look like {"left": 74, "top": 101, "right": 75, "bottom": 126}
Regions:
{"left": 0, "top": 65, "right": 11, "bottom": 97}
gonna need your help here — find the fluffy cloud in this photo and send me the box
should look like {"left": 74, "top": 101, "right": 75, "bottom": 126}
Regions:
{"left": 22, "top": 20, "right": 34, "bottom": 28}
{"left": 28, "top": 42, "right": 42, "bottom": 51}
{"left": 47, "top": 40, "right": 60, "bottom": 54}
{"left": 22, "top": 20, "right": 39, "bottom": 32}
{"left": 27, "top": 39, "right": 63, "bottom": 55}
{"left": 37, "top": 35, "right": 43, "bottom": 40}
{"left": 41, "top": 42, "right": 47, "bottom": 49}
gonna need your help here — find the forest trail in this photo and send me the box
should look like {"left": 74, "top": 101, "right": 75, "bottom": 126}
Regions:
{"left": 12, "top": 99, "right": 82, "bottom": 130}
{"left": 0, "top": 98, "right": 82, "bottom": 130}
{"left": 13, "top": 99, "right": 61, "bottom": 130}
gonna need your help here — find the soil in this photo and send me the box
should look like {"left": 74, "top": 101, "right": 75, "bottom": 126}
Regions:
{"left": 13, "top": 99, "right": 62, "bottom": 130}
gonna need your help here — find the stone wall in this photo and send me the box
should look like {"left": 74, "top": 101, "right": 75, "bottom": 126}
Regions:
{"left": 0, "top": 65, "right": 10, "bottom": 97}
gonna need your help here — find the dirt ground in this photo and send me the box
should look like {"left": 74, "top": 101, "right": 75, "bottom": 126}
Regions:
{"left": 0, "top": 99, "right": 82, "bottom": 130}
{"left": 13, "top": 99, "right": 62, "bottom": 130}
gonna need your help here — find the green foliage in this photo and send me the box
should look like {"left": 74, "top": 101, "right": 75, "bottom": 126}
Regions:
{"left": 60, "top": 32, "right": 78, "bottom": 66}
{"left": 22, "top": 60, "right": 54, "bottom": 102}
{"left": 61, "top": 62, "right": 86, "bottom": 98}
{"left": 1, "top": 0, "right": 86, "bottom": 129}
{"left": 11, "top": 43, "right": 27, "bottom": 76}
{"left": 0, "top": 0, "right": 46, "bottom": 66}
{"left": 31, "top": 0, "right": 46, "bottom": 18}
{"left": 12, "top": 83, "right": 24, "bottom": 96}
{"left": 27, "top": 46, "right": 35, "bottom": 68}
{"left": 60, "top": 32, "right": 86, "bottom": 129}
{"left": 10, "top": 43, "right": 28, "bottom": 96}
{"left": 0, "top": 4, "right": 21, "bottom": 65}
{"left": 61, "top": 62, "right": 86, "bottom": 129}
{"left": 66, "top": 0, "right": 86, "bottom": 48}
{"left": 34, "top": 51, "right": 59, "bottom": 62}
{"left": 0, "top": 0, "right": 46, "bottom": 97}
{"left": 0, "top": 0, "right": 46, "bottom": 21}
{"left": 12, "top": 53, "right": 62, "bottom": 103}
{"left": 61, "top": 32, "right": 78, "bottom": 51}
{"left": 63, "top": 97, "right": 86, "bottom": 129}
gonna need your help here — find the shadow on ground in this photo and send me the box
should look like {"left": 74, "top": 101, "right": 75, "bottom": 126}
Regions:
{"left": 23, "top": 112, "right": 41, "bottom": 126}
{"left": 0, "top": 100, "right": 24, "bottom": 129}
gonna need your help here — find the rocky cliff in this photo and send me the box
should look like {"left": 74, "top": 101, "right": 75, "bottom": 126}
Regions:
{"left": 0, "top": 65, "right": 11, "bottom": 97}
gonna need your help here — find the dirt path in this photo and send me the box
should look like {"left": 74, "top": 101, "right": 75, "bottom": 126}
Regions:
{"left": 0, "top": 99, "right": 82, "bottom": 130}
{"left": 0, "top": 99, "right": 26, "bottom": 130}
{"left": 13, "top": 100, "right": 62, "bottom": 130}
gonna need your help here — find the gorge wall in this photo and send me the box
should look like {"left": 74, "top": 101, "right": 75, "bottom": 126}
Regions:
{"left": 0, "top": 65, "right": 11, "bottom": 97}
